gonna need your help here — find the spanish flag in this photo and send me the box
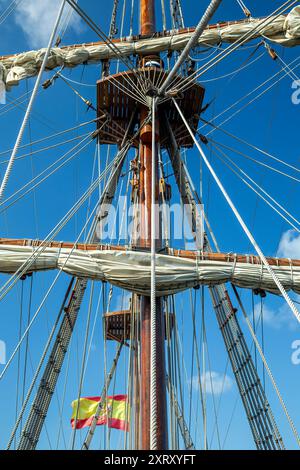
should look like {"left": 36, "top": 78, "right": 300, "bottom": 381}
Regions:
{"left": 71, "top": 395, "right": 129, "bottom": 431}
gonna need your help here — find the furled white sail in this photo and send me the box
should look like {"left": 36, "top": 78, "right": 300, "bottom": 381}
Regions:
{"left": 1, "top": 243, "right": 300, "bottom": 297}
{"left": 1, "top": 7, "right": 300, "bottom": 89}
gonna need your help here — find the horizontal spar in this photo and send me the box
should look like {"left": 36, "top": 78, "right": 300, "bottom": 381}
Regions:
{"left": 0, "top": 7, "right": 300, "bottom": 90}
{"left": 0, "top": 238, "right": 300, "bottom": 297}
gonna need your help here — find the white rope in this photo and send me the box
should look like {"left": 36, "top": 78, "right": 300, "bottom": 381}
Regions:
{"left": 201, "top": 117, "right": 300, "bottom": 175}
{"left": 71, "top": 281, "right": 94, "bottom": 449}
{"left": 0, "top": 117, "right": 100, "bottom": 158}
{"left": 236, "top": 0, "right": 251, "bottom": 17}
{"left": 0, "top": 133, "right": 90, "bottom": 165}
{"left": 158, "top": 0, "right": 223, "bottom": 95}
{"left": 173, "top": 97, "right": 300, "bottom": 326}
{"left": 210, "top": 138, "right": 300, "bottom": 184}
{"left": 0, "top": 133, "right": 94, "bottom": 213}
{"left": 0, "top": 89, "right": 35, "bottom": 118}
{"left": 0, "top": 192, "right": 103, "bottom": 383}
{"left": 199, "top": 54, "right": 300, "bottom": 138}
{"left": 261, "top": 38, "right": 300, "bottom": 82}
{"left": 150, "top": 97, "right": 158, "bottom": 450}
{"left": 6, "top": 279, "right": 76, "bottom": 449}
{"left": 211, "top": 143, "right": 300, "bottom": 233}
{"left": 199, "top": 51, "right": 265, "bottom": 83}
{"left": 161, "top": 0, "right": 167, "bottom": 31}
{"left": 191, "top": 0, "right": 298, "bottom": 84}
{"left": 275, "top": 52, "right": 300, "bottom": 82}
{"left": 172, "top": 0, "right": 298, "bottom": 94}
{"left": 55, "top": 73, "right": 95, "bottom": 87}
{"left": 0, "top": 0, "right": 67, "bottom": 203}
{"left": 234, "top": 287, "right": 300, "bottom": 448}
{"left": 0, "top": 0, "right": 23, "bottom": 26}
{"left": 116, "top": 0, "right": 127, "bottom": 74}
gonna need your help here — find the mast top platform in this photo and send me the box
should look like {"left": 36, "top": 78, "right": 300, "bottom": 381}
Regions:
{"left": 96, "top": 66, "right": 205, "bottom": 148}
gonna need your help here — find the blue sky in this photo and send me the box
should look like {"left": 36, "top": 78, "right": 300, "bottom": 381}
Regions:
{"left": 0, "top": 0, "right": 300, "bottom": 450}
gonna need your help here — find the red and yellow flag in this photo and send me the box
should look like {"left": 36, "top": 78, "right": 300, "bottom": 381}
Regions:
{"left": 71, "top": 394, "right": 129, "bottom": 431}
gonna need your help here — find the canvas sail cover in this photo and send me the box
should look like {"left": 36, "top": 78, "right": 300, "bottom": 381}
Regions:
{"left": 1, "top": 7, "right": 300, "bottom": 89}
{"left": 1, "top": 243, "right": 300, "bottom": 297}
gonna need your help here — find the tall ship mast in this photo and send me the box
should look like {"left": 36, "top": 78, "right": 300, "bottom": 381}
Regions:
{"left": 0, "top": 0, "right": 300, "bottom": 451}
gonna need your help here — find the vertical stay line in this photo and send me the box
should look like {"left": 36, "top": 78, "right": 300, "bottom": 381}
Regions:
{"left": 172, "top": 97, "right": 300, "bottom": 326}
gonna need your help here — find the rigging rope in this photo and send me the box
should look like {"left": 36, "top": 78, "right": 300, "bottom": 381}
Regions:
{"left": 0, "top": 133, "right": 91, "bottom": 165}
{"left": 170, "top": 0, "right": 298, "bottom": 94}
{"left": 236, "top": 0, "right": 251, "bottom": 18}
{"left": 0, "top": 143, "right": 130, "bottom": 303}
{"left": 109, "top": 0, "right": 119, "bottom": 39}
{"left": 170, "top": 0, "right": 185, "bottom": 29}
{"left": 189, "top": 289, "right": 208, "bottom": 449}
{"left": 0, "top": 117, "right": 100, "bottom": 158}
{"left": 116, "top": 0, "right": 127, "bottom": 74}
{"left": 129, "top": 0, "right": 135, "bottom": 37}
{"left": 14, "top": 280, "right": 24, "bottom": 448}
{"left": 199, "top": 51, "right": 265, "bottom": 83}
{"left": 14, "top": 135, "right": 132, "bottom": 450}
{"left": 198, "top": 55, "right": 300, "bottom": 140}
{"left": 233, "top": 285, "right": 300, "bottom": 448}
{"left": 211, "top": 140, "right": 300, "bottom": 232}
{"left": 6, "top": 278, "right": 75, "bottom": 449}
{"left": 201, "top": 300, "right": 222, "bottom": 449}
{"left": 0, "top": 0, "right": 67, "bottom": 203}
{"left": 159, "top": 0, "right": 223, "bottom": 95}
{"left": 161, "top": 0, "right": 167, "bottom": 31}
{"left": 65, "top": 0, "right": 147, "bottom": 96}
{"left": 150, "top": 97, "right": 158, "bottom": 450}
{"left": 82, "top": 341, "right": 124, "bottom": 450}
{"left": 209, "top": 142, "right": 300, "bottom": 233}
{"left": 0, "top": 133, "right": 95, "bottom": 214}
{"left": 168, "top": 130, "right": 285, "bottom": 449}
{"left": 173, "top": 98, "right": 300, "bottom": 325}
{"left": 1, "top": 193, "right": 104, "bottom": 386}
{"left": 71, "top": 282, "right": 94, "bottom": 448}
{"left": 200, "top": 117, "right": 300, "bottom": 175}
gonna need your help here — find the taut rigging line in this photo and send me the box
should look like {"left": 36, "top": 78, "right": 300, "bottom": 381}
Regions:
{"left": 209, "top": 142, "right": 300, "bottom": 234}
{"left": 0, "top": 0, "right": 67, "bottom": 203}
{"left": 65, "top": 0, "right": 148, "bottom": 97}
{"left": 165, "top": 118, "right": 284, "bottom": 449}
{"left": 173, "top": 97, "right": 300, "bottom": 325}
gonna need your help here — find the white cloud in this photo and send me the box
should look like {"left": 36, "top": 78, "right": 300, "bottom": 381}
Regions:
{"left": 14, "top": 0, "right": 82, "bottom": 48}
{"left": 192, "top": 371, "right": 233, "bottom": 395}
{"left": 277, "top": 229, "right": 300, "bottom": 259}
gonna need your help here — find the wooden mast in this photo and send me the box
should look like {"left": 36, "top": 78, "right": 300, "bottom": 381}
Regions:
{"left": 139, "top": 0, "right": 168, "bottom": 450}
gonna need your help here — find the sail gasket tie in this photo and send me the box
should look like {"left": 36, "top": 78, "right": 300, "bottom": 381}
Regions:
{"left": 230, "top": 254, "right": 237, "bottom": 282}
